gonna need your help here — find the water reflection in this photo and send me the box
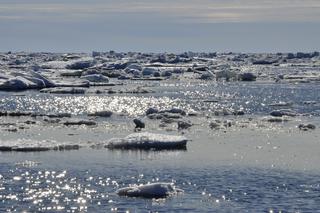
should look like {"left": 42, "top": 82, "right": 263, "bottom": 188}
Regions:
{"left": 0, "top": 82, "right": 319, "bottom": 117}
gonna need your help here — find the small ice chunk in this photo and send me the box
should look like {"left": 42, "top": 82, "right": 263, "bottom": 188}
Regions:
{"left": 88, "top": 111, "right": 113, "bottom": 117}
{"left": 270, "top": 109, "right": 297, "bottom": 117}
{"left": 66, "top": 58, "right": 96, "bottom": 70}
{"left": 0, "top": 139, "right": 80, "bottom": 152}
{"left": 263, "top": 116, "right": 290, "bottom": 122}
{"left": 268, "top": 101, "right": 293, "bottom": 107}
{"left": 116, "top": 182, "right": 183, "bottom": 198}
{"left": 63, "top": 119, "right": 97, "bottom": 126}
{"left": 80, "top": 74, "right": 109, "bottom": 83}
{"left": 40, "top": 87, "right": 86, "bottom": 94}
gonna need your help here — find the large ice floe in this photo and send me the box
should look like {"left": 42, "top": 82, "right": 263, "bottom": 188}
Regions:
{"left": 106, "top": 132, "right": 188, "bottom": 150}
{"left": 116, "top": 182, "right": 183, "bottom": 198}
{"left": 0, "top": 71, "right": 55, "bottom": 91}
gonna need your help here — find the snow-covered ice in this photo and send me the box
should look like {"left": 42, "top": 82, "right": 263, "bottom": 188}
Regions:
{"left": 107, "top": 132, "right": 188, "bottom": 150}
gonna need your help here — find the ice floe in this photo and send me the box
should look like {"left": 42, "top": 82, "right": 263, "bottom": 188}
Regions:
{"left": 0, "top": 139, "right": 80, "bottom": 152}
{"left": 117, "top": 182, "right": 183, "bottom": 198}
{"left": 106, "top": 132, "right": 188, "bottom": 150}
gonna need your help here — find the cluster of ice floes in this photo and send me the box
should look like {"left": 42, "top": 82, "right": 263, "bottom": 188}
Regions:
{"left": 117, "top": 182, "right": 183, "bottom": 198}
{"left": 0, "top": 51, "right": 319, "bottom": 155}
{"left": 106, "top": 132, "right": 188, "bottom": 150}
{"left": 0, "top": 139, "right": 80, "bottom": 152}
{"left": 0, "top": 51, "right": 319, "bottom": 92}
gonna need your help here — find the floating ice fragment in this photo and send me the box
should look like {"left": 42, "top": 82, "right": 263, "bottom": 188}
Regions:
{"left": 0, "top": 139, "right": 80, "bottom": 152}
{"left": 80, "top": 74, "right": 109, "bottom": 83}
{"left": 268, "top": 101, "right": 293, "bottom": 107}
{"left": 107, "top": 132, "right": 188, "bottom": 150}
{"left": 66, "top": 58, "right": 96, "bottom": 70}
{"left": 63, "top": 119, "right": 97, "bottom": 126}
{"left": 40, "top": 87, "right": 87, "bottom": 94}
{"left": 117, "top": 182, "right": 183, "bottom": 198}
{"left": 88, "top": 111, "right": 113, "bottom": 117}
{"left": 270, "top": 109, "right": 297, "bottom": 117}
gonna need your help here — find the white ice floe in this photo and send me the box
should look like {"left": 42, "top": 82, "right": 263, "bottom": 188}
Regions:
{"left": 41, "top": 60, "right": 72, "bottom": 69}
{"left": 65, "top": 58, "right": 97, "bottom": 70}
{"left": 0, "top": 71, "right": 55, "bottom": 91}
{"left": 215, "top": 69, "right": 238, "bottom": 81}
{"left": 268, "top": 101, "right": 293, "bottom": 107}
{"left": 107, "top": 132, "right": 188, "bottom": 150}
{"left": 0, "top": 76, "right": 36, "bottom": 90}
{"left": 117, "top": 182, "right": 183, "bottom": 198}
{"left": 40, "top": 87, "right": 87, "bottom": 94}
{"left": 0, "top": 139, "right": 80, "bottom": 152}
{"left": 80, "top": 74, "right": 109, "bottom": 82}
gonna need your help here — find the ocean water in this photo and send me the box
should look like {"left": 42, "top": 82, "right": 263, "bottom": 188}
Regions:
{"left": 0, "top": 80, "right": 320, "bottom": 212}
{"left": 1, "top": 149, "right": 320, "bottom": 212}
{"left": 0, "top": 81, "right": 320, "bottom": 116}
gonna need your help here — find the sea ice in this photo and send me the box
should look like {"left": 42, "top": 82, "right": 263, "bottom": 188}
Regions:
{"left": 40, "top": 87, "right": 87, "bottom": 94}
{"left": 65, "top": 58, "right": 96, "bottom": 70}
{"left": 0, "top": 139, "right": 80, "bottom": 152}
{"left": 80, "top": 74, "right": 109, "bottom": 83}
{"left": 117, "top": 182, "right": 183, "bottom": 198}
{"left": 88, "top": 111, "right": 113, "bottom": 117}
{"left": 106, "top": 132, "right": 188, "bottom": 150}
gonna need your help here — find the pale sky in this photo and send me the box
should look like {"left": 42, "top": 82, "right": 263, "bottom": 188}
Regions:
{"left": 0, "top": 0, "right": 319, "bottom": 53}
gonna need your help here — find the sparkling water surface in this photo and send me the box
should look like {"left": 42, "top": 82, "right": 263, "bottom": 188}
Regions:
{"left": 1, "top": 149, "right": 320, "bottom": 212}
{"left": 0, "top": 81, "right": 320, "bottom": 116}
{"left": 0, "top": 80, "right": 320, "bottom": 212}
